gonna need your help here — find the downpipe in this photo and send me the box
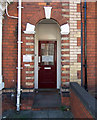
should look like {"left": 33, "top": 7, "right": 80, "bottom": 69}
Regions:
{"left": 84, "top": 0, "right": 88, "bottom": 91}
{"left": 0, "top": 8, "right": 3, "bottom": 89}
{"left": 17, "top": 0, "right": 22, "bottom": 112}
{"left": 6, "top": 2, "right": 18, "bottom": 19}
{"left": 5, "top": 0, "right": 22, "bottom": 112}
{"left": 80, "top": 0, "right": 83, "bottom": 87}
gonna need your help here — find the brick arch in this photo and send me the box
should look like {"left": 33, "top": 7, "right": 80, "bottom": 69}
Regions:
{"left": 5, "top": 2, "right": 68, "bottom": 29}
{"left": 32, "top": 13, "right": 68, "bottom": 26}
{"left": 27, "top": 5, "right": 68, "bottom": 26}
{"left": 28, "top": 11, "right": 67, "bottom": 27}
{"left": 51, "top": 10, "right": 68, "bottom": 25}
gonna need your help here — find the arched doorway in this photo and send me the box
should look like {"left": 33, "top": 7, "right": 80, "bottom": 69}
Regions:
{"left": 34, "top": 19, "right": 61, "bottom": 89}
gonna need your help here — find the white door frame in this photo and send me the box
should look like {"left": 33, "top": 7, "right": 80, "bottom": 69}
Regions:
{"left": 34, "top": 24, "right": 61, "bottom": 89}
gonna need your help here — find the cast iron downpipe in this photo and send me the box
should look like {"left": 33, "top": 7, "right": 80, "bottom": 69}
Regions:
{"left": 80, "top": 0, "right": 83, "bottom": 87}
{"left": 84, "top": 0, "right": 88, "bottom": 91}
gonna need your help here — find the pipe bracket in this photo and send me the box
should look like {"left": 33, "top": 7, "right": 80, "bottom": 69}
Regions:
{"left": 17, "top": 6, "right": 24, "bottom": 9}
{"left": 16, "top": 67, "right": 23, "bottom": 69}
{"left": 17, "top": 41, "right": 23, "bottom": 43}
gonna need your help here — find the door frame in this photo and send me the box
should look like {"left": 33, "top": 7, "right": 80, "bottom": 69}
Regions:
{"left": 38, "top": 41, "right": 57, "bottom": 88}
{"left": 34, "top": 23, "right": 61, "bottom": 89}
{"left": 34, "top": 38, "right": 61, "bottom": 89}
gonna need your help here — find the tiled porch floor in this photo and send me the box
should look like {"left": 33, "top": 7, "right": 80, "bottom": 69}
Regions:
{"left": 2, "top": 90, "right": 73, "bottom": 119}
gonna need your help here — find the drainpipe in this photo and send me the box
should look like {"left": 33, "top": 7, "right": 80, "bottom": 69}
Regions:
{"left": 80, "top": 0, "right": 83, "bottom": 87}
{"left": 17, "top": 0, "right": 22, "bottom": 111}
{"left": 84, "top": 0, "right": 88, "bottom": 91}
{"left": 6, "top": 2, "right": 18, "bottom": 19}
{"left": 0, "top": 6, "right": 3, "bottom": 90}
{"left": 5, "top": 1, "right": 21, "bottom": 111}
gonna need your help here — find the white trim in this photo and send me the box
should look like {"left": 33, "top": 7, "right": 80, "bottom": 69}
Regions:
{"left": 34, "top": 37, "right": 38, "bottom": 89}
{"left": 57, "top": 38, "right": 61, "bottom": 89}
{"left": 23, "top": 31, "right": 35, "bottom": 34}
{"left": 34, "top": 24, "right": 61, "bottom": 89}
{"left": 23, "top": 23, "right": 35, "bottom": 34}
{"left": 60, "top": 23, "right": 70, "bottom": 35}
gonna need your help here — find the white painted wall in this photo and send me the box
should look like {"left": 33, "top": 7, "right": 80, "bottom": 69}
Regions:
{"left": 34, "top": 23, "right": 61, "bottom": 89}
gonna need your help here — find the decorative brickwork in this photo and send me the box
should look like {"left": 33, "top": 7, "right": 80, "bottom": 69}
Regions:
{"left": 22, "top": 34, "right": 34, "bottom": 88}
{"left": 61, "top": 35, "right": 70, "bottom": 85}
{"left": 61, "top": 2, "right": 70, "bottom": 86}
{"left": 69, "top": 0, "right": 81, "bottom": 84}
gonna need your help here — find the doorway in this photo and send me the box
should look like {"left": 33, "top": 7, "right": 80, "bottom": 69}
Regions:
{"left": 38, "top": 41, "right": 57, "bottom": 88}
{"left": 35, "top": 19, "right": 61, "bottom": 89}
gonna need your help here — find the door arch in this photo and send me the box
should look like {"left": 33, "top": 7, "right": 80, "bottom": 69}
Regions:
{"left": 34, "top": 19, "right": 61, "bottom": 89}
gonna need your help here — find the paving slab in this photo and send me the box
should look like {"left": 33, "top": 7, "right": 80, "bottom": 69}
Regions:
{"left": 2, "top": 110, "right": 73, "bottom": 119}
{"left": 33, "top": 91, "right": 61, "bottom": 108}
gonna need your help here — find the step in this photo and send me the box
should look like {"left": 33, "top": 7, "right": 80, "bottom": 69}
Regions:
{"left": 2, "top": 109, "right": 73, "bottom": 119}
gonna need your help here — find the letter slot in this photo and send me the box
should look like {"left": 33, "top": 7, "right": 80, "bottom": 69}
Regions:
{"left": 44, "top": 67, "right": 51, "bottom": 69}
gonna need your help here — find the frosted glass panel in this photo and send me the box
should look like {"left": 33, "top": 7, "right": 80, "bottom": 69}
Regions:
{"left": 41, "top": 43, "right": 54, "bottom": 65}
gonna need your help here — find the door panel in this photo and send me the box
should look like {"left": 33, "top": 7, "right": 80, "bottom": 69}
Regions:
{"left": 38, "top": 41, "right": 57, "bottom": 88}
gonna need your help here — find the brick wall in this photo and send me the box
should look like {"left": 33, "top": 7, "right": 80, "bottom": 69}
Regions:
{"left": 2, "top": 1, "right": 97, "bottom": 91}
{"left": 82, "top": 2, "right": 96, "bottom": 92}
{"left": 61, "top": 92, "right": 70, "bottom": 106}
{"left": 2, "top": 93, "right": 16, "bottom": 112}
{"left": 71, "top": 90, "right": 94, "bottom": 118}
{"left": 96, "top": 2, "right": 97, "bottom": 93}
{"left": 70, "top": 82, "right": 96, "bottom": 119}
{"left": 2, "top": 3, "right": 18, "bottom": 88}
{"left": 86, "top": 2, "right": 96, "bottom": 92}
{"left": 2, "top": 2, "right": 69, "bottom": 89}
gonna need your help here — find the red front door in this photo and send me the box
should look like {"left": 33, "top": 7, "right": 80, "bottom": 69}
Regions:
{"left": 38, "top": 41, "right": 57, "bottom": 88}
